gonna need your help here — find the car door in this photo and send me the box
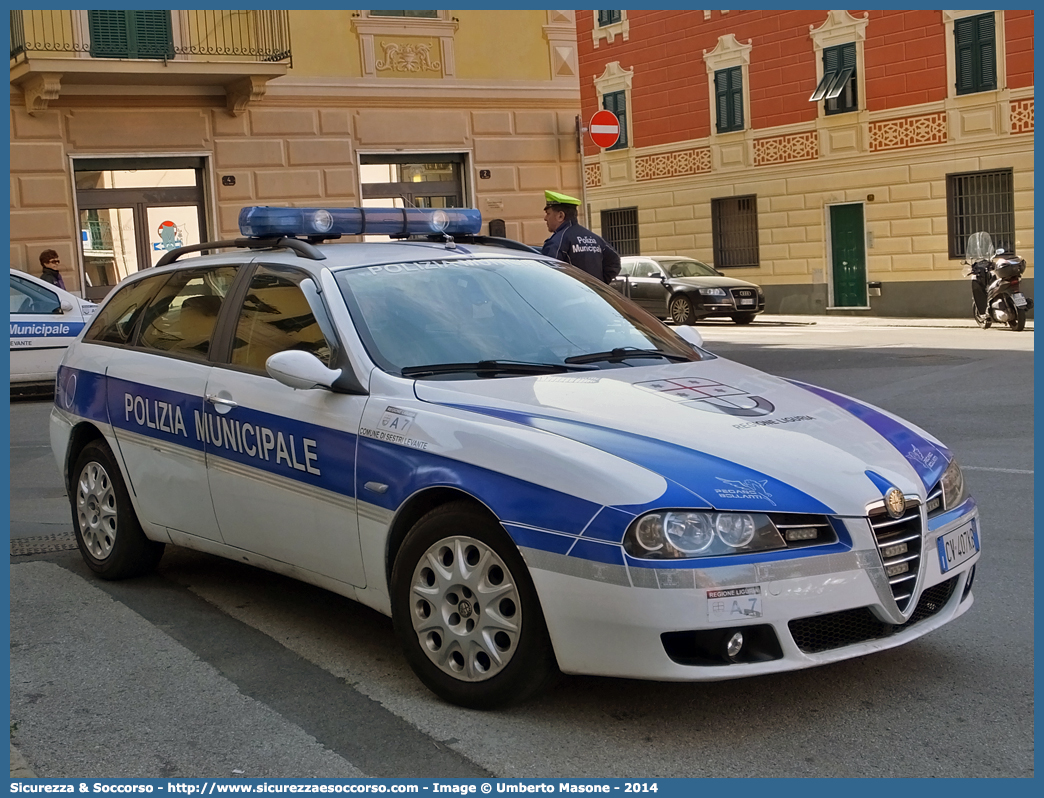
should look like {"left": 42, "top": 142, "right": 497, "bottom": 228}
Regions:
{"left": 9, "top": 273, "right": 87, "bottom": 382}
{"left": 100, "top": 263, "right": 240, "bottom": 544}
{"left": 202, "top": 262, "right": 367, "bottom": 588}
{"left": 627, "top": 259, "right": 669, "bottom": 314}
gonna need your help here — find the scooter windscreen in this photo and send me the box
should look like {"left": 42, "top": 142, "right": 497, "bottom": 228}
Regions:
{"left": 966, "top": 231, "right": 995, "bottom": 261}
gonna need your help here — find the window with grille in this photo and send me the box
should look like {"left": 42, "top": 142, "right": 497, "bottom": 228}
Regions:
{"left": 88, "top": 10, "right": 174, "bottom": 60}
{"left": 711, "top": 195, "right": 760, "bottom": 268}
{"left": 946, "top": 169, "right": 1014, "bottom": 258}
{"left": 810, "top": 43, "right": 857, "bottom": 114}
{"left": 601, "top": 207, "right": 639, "bottom": 256}
{"left": 954, "top": 13, "right": 997, "bottom": 95}
{"left": 598, "top": 11, "right": 622, "bottom": 27}
{"left": 602, "top": 90, "right": 628, "bottom": 150}
{"left": 714, "top": 67, "right": 744, "bottom": 133}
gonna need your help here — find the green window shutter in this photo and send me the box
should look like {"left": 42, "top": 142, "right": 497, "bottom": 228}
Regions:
{"left": 977, "top": 14, "right": 997, "bottom": 91}
{"left": 954, "top": 17, "right": 975, "bottom": 93}
{"left": 130, "top": 11, "right": 174, "bottom": 60}
{"left": 88, "top": 10, "right": 172, "bottom": 60}
{"left": 955, "top": 13, "right": 995, "bottom": 95}
{"left": 823, "top": 46, "right": 840, "bottom": 74}
{"left": 715, "top": 67, "right": 742, "bottom": 133}
{"left": 88, "top": 10, "right": 129, "bottom": 58}
{"left": 729, "top": 67, "right": 743, "bottom": 129}
{"left": 602, "top": 90, "right": 628, "bottom": 149}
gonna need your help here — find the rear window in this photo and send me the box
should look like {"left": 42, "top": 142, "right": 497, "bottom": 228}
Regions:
{"left": 136, "top": 267, "right": 239, "bottom": 360}
{"left": 83, "top": 275, "right": 168, "bottom": 346}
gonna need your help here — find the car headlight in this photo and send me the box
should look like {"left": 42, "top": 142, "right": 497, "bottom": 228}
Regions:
{"left": 698, "top": 288, "right": 727, "bottom": 297}
{"left": 624, "top": 511, "right": 788, "bottom": 559}
{"left": 939, "top": 458, "right": 967, "bottom": 511}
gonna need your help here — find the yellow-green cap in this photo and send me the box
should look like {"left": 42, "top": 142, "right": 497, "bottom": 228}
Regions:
{"left": 544, "top": 189, "right": 581, "bottom": 206}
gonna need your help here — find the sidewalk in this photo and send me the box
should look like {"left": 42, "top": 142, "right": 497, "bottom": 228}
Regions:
{"left": 11, "top": 744, "right": 36, "bottom": 778}
{"left": 710, "top": 313, "right": 1033, "bottom": 330}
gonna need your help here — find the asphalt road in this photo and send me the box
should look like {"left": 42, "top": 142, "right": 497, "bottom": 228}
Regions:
{"left": 8, "top": 315, "right": 1034, "bottom": 778}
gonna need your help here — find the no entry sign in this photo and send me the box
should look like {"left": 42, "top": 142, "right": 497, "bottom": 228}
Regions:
{"left": 589, "top": 109, "right": 620, "bottom": 148}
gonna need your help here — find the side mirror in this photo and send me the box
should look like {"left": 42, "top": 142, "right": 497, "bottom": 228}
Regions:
{"left": 60, "top": 300, "right": 74, "bottom": 312}
{"left": 674, "top": 325, "right": 704, "bottom": 349}
{"left": 266, "top": 350, "right": 342, "bottom": 391}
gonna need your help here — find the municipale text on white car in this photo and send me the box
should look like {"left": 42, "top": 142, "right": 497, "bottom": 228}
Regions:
{"left": 50, "top": 206, "right": 980, "bottom": 708}
{"left": 10, "top": 267, "right": 97, "bottom": 387}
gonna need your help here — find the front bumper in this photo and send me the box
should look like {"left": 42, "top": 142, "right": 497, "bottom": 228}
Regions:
{"left": 524, "top": 505, "right": 979, "bottom": 680}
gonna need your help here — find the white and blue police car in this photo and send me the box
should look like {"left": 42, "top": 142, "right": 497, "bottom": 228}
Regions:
{"left": 50, "top": 206, "right": 980, "bottom": 708}
{"left": 11, "top": 267, "right": 97, "bottom": 388}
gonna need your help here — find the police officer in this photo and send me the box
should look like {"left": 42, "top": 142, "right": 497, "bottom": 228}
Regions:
{"left": 540, "top": 190, "right": 621, "bottom": 284}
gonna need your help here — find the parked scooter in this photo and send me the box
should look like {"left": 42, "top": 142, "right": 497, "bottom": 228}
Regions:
{"left": 965, "top": 231, "right": 1033, "bottom": 331}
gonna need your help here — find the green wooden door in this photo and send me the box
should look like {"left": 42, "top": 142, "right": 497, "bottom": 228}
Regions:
{"left": 830, "top": 203, "right": 867, "bottom": 307}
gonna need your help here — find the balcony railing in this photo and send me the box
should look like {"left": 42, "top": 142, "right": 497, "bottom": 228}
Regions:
{"left": 11, "top": 10, "right": 291, "bottom": 64}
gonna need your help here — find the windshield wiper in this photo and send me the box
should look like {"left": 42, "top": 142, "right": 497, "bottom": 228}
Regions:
{"left": 401, "top": 359, "right": 597, "bottom": 378}
{"left": 564, "top": 347, "right": 693, "bottom": 365}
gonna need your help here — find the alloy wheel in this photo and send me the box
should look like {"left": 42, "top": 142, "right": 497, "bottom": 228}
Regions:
{"left": 408, "top": 535, "right": 522, "bottom": 682}
{"left": 75, "top": 461, "right": 118, "bottom": 560}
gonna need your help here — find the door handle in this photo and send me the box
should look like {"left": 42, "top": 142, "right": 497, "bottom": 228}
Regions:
{"left": 205, "top": 394, "right": 238, "bottom": 409}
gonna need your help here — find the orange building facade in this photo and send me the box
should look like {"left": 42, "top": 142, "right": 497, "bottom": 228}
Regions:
{"left": 577, "top": 9, "right": 1033, "bottom": 316}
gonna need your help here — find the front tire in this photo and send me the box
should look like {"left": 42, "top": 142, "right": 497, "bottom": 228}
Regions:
{"left": 71, "top": 440, "right": 164, "bottom": 579}
{"left": 391, "top": 501, "right": 558, "bottom": 709}
{"left": 669, "top": 294, "right": 696, "bottom": 325}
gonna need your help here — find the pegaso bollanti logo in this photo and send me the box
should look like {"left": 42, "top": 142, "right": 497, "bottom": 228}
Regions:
{"left": 634, "top": 377, "right": 775, "bottom": 417}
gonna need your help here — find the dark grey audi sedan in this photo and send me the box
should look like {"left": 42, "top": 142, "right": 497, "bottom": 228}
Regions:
{"left": 614, "top": 255, "right": 765, "bottom": 325}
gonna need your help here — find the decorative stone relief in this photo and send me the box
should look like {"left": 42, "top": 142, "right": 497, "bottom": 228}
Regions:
{"left": 1010, "top": 98, "right": 1034, "bottom": 134}
{"left": 375, "top": 40, "right": 441, "bottom": 73}
{"left": 544, "top": 11, "right": 578, "bottom": 81}
{"left": 351, "top": 11, "right": 457, "bottom": 79}
{"left": 753, "top": 131, "right": 819, "bottom": 166}
{"left": 635, "top": 148, "right": 712, "bottom": 181}
{"left": 584, "top": 162, "right": 602, "bottom": 188}
{"left": 869, "top": 113, "right": 947, "bottom": 152}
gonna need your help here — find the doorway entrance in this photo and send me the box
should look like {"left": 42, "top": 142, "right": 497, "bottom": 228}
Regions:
{"left": 74, "top": 157, "right": 208, "bottom": 301}
{"left": 829, "top": 203, "right": 867, "bottom": 307}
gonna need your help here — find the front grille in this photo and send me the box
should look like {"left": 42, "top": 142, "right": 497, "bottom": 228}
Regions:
{"left": 730, "top": 287, "right": 758, "bottom": 306}
{"left": 869, "top": 502, "right": 923, "bottom": 610}
{"left": 789, "top": 576, "right": 958, "bottom": 654}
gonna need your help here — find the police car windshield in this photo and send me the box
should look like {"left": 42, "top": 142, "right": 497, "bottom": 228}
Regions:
{"left": 335, "top": 258, "right": 701, "bottom": 378}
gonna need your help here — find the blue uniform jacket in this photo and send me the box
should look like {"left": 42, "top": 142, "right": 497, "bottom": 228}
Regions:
{"left": 541, "top": 219, "right": 621, "bottom": 284}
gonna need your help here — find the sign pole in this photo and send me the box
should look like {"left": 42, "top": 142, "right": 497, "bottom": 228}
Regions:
{"left": 576, "top": 114, "right": 589, "bottom": 227}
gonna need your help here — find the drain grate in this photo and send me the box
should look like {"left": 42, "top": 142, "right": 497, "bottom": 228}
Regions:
{"left": 12, "top": 534, "right": 79, "bottom": 556}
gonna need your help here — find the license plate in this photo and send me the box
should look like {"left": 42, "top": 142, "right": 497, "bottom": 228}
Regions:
{"left": 936, "top": 518, "right": 980, "bottom": 573}
{"left": 1012, "top": 292, "right": 1027, "bottom": 307}
{"left": 707, "top": 586, "right": 763, "bottom": 622}
{"left": 738, "top": 298, "right": 754, "bottom": 306}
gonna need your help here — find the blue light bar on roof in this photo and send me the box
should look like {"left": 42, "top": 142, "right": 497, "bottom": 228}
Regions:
{"left": 238, "top": 206, "right": 483, "bottom": 239}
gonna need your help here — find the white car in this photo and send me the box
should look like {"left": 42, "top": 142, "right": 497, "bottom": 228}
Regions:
{"left": 50, "top": 206, "right": 980, "bottom": 709}
{"left": 10, "top": 268, "right": 97, "bottom": 388}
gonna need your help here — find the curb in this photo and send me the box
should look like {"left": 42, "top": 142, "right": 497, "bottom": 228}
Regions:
{"left": 11, "top": 744, "right": 37, "bottom": 778}
{"left": 697, "top": 314, "right": 1033, "bottom": 330}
